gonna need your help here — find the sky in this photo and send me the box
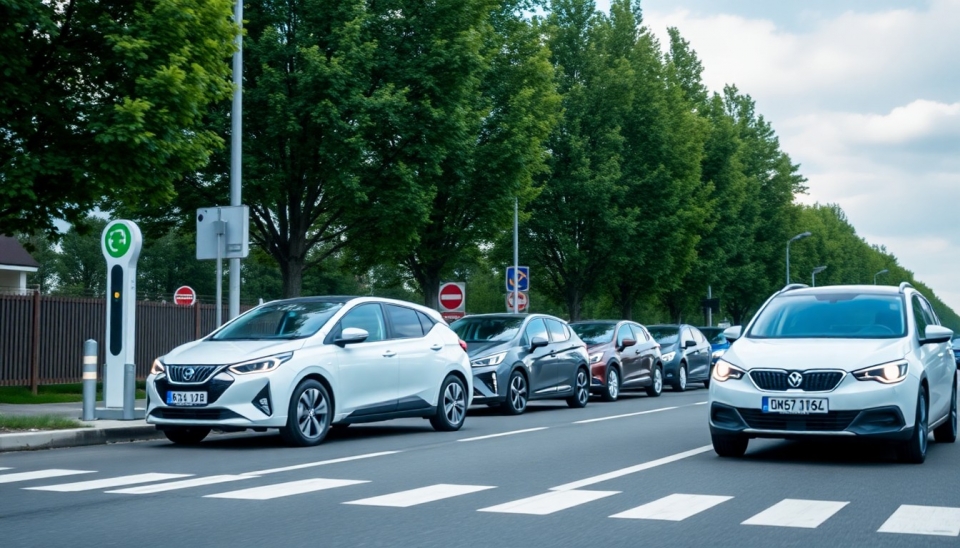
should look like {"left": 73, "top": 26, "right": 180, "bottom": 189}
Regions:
{"left": 593, "top": 0, "right": 960, "bottom": 312}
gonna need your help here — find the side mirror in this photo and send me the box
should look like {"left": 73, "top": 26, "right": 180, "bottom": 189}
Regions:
{"left": 723, "top": 326, "right": 743, "bottom": 341}
{"left": 530, "top": 336, "right": 549, "bottom": 350}
{"left": 335, "top": 327, "right": 369, "bottom": 347}
{"left": 684, "top": 340, "right": 697, "bottom": 348}
{"left": 921, "top": 325, "right": 953, "bottom": 345}
{"left": 619, "top": 338, "right": 637, "bottom": 350}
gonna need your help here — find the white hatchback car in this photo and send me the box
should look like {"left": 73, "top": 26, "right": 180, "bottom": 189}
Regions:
{"left": 710, "top": 283, "right": 957, "bottom": 463}
{"left": 146, "top": 296, "right": 472, "bottom": 446}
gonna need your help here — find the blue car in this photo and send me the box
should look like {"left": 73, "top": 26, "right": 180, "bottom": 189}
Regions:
{"left": 697, "top": 327, "right": 730, "bottom": 365}
{"left": 953, "top": 335, "right": 960, "bottom": 366}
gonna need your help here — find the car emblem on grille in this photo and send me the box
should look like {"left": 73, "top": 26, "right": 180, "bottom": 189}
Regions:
{"left": 183, "top": 367, "right": 196, "bottom": 381}
{"left": 787, "top": 371, "right": 803, "bottom": 388}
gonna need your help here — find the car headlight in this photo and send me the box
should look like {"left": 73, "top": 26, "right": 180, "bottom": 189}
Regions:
{"left": 228, "top": 352, "right": 294, "bottom": 375}
{"left": 661, "top": 351, "right": 676, "bottom": 362}
{"left": 853, "top": 361, "right": 908, "bottom": 384}
{"left": 471, "top": 351, "right": 507, "bottom": 368}
{"left": 150, "top": 358, "right": 165, "bottom": 375}
{"left": 712, "top": 349, "right": 726, "bottom": 359}
{"left": 712, "top": 359, "right": 745, "bottom": 382}
{"left": 589, "top": 352, "right": 604, "bottom": 364}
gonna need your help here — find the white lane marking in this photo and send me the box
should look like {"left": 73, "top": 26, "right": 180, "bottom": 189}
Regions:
{"left": 0, "top": 469, "right": 95, "bottom": 484}
{"left": 742, "top": 499, "right": 848, "bottom": 528}
{"left": 345, "top": 484, "right": 496, "bottom": 508}
{"left": 108, "top": 475, "right": 256, "bottom": 494}
{"left": 242, "top": 451, "right": 400, "bottom": 476}
{"left": 26, "top": 473, "right": 191, "bottom": 492}
{"left": 878, "top": 505, "right": 960, "bottom": 536}
{"left": 694, "top": 401, "right": 708, "bottom": 405}
{"left": 551, "top": 446, "right": 713, "bottom": 491}
{"left": 574, "top": 406, "right": 678, "bottom": 424}
{"left": 206, "top": 478, "right": 368, "bottom": 500}
{"left": 0, "top": 467, "right": 10, "bottom": 471}
{"left": 611, "top": 494, "right": 733, "bottom": 521}
{"left": 479, "top": 490, "right": 619, "bottom": 515}
{"left": 457, "top": 427, "right": 548, "bottom": 442}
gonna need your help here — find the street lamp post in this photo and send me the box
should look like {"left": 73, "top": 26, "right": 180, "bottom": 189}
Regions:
{"left": 786, "top": 231, "right": 812, "bottom": 285}
{"left": 874, "top": 269, "right": 889, "bottom": 285}
{"left": 812, "top": 265, "right": 827, "bottom": 287}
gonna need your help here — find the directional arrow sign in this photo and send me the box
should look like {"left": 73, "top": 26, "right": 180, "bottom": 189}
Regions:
{"left": 506, "top": 266, "right": 529, "bottom": 292}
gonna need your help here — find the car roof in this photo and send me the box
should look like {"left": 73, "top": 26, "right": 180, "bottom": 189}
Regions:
{"left": 779, "top": 284, "right": 903, "bottom": 297}
{"left": 570, "top": 320, "right": 621, "bottom": 325}
{"left": 461, "top": 313, "right": 566, "bottom": 322}
{"left": 258, "top": 296, "right": 445, "bottom": 323}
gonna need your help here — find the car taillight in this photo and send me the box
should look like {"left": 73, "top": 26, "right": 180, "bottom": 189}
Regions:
{"left": 458, "top": 339, "right": 468, "bottom": 352}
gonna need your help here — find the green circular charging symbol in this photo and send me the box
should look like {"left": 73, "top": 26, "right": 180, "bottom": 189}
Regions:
{"left": 104, "top": 224, "right": 132, "bottom": 258}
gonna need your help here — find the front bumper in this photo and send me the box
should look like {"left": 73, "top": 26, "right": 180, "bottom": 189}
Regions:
{"left": 471, "top": 367, "right": 504, "bottom": 404}
{"left": 146, "top": 370, "right": 286, "bottom": 430}
{"left": 709, "top": 369, "right": 918, "bottom": 440}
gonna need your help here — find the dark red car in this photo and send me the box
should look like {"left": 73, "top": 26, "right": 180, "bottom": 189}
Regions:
{"left": 570, "top": 320, "right": 663, "bottom": 401}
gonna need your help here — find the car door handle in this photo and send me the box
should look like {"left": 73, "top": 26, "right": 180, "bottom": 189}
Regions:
{"left": 635, "top": 349, "right": 641, "bottom": 354}
{"left": 383, "top": 351, "right": 397, "bottom": 358}
{"left": 430, "top": 343, "right": 443, "bottom": 351}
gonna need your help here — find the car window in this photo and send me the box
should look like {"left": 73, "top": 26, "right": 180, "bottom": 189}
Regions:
{"left": 647, "top": 326, "right": 679, "bottom": 345}
{"left": 571, "top": 323, "right": 616, "bottom": 345}
{"left": 749, "top": 293, "right": 906, "bottom": 339}
{"left": 451, "top": 317, "right": 523, "bottom": 342}
{"left": 525, "top": 318, "right": 549, "bottom": 344}
{"left": 417, "top": 311, "right": 436, "bottom": 335}
{"left": 681, "top": 328, "right": 694, "bottom": 345}
{"left": 545, "top": 319, "right": 568, "bottom": 342}
{"left": 339, "top": 304, "right": 386, "bottom": 343}
{"left": 212, "top": 301, "right": 344, "bottom": 341}
{"left": 616, "top": 324, "right": 634, "bottom": 346}
{"left": 918, "top": 297, "right": 938, "bottom": 327}
{"left": 632, "top": 324, "right": 648, "bottom": 341}
{"left": 385, "top": 304, "right": 424, "bottom": 339}
{"left": 693, "top": 329, "right": 707, "bottom": 345}
{"left": 911, "top": 295, "right": 928, "bottom": 337}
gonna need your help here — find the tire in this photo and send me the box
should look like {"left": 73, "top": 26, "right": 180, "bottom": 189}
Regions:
{"left": 671, "top": 363, "right": 688, "bottom": 392}
{"left": 503, "top": 370, "right": 528, "bottom": 415}
{"left": 567, "top": 367, "right": 590, "bottom": 408}
{"left": 279, "top": 379, "right": 332, "bottom": 447}
{"left": 712, "top": 432, "right": 748, "bottom": 457}
{"left": 645, "top": 366, "right": 663, "bottom": 397}
{"left": 934, "top": 376, "right": 957, "bottom": 443}
{"left": 163, "top": 427, "right": 210, "bottom": 445}
{"left": 601, "top": 365, "right": 620, "bottom": 402}
{"left": 430, "top": 375, "right": 467, "bottom": 432}
{"left": 898, "top": 386, "right": 928, "bottom": 464}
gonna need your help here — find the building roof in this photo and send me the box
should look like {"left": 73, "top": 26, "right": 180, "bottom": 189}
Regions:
{"left": 0, "top": 236, "right": 41, "bottom": 269}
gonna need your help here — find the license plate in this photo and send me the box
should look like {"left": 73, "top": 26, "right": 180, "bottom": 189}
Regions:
{"left": 762, "top": 396, "right": 828, "bottom": 414}
{"left": 166, "top": 391, "right": 207, "bottom": 406}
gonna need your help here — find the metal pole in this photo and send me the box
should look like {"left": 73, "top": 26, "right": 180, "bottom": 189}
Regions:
{"left": 228, "top": 0, "right": 243, "bottom": 321}
{"left": 216, "top": 220, "right": 224, "bottom": 327}
{"left": 812, "top": 271, "right": 816, "bottom": 287}
{"left": 122, "top": 362, "right": 135, "bottom": 420}
{"left": 30, "top": 288, "right": 40, "bottom": 395}
{"left": 707, "top": 286, "right": 712, "bottom": 327}
{"left": 513, "top": 197, "right": 519, "bottom": 314}
{"left": 785, "top": 240, "right": 791, "bottom": 286}
{"left": 82, "top": 340, "right": 97, "bottom": 421}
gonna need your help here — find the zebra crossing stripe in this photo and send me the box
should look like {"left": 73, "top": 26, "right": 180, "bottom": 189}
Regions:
{"left": 108, "top": 475, "right": 257, "bottom": 495}
{"left": 0, "top": 469, "right": 95, "bottom": 484}
{"left": 345, "top": 484, "right": 496, "bottom": 508}
{"left": 26, "top": 473, "right": 191, "bottom": 492}
{"left": 479, "top": 490, "right": 619, "bottom": 515}
{"left": 205, "top": 478, "right": 368, "bottom": 500}
{"left": 611, "top": 493, "right": 733, "bottom": 521}
{"left": 878, "top": 505, "right": 960, "bottom": 536}
{"left": 742, "top": 499, "right": 848, "bottom": 528}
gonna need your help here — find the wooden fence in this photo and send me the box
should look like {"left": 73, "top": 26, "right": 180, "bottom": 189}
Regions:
{"left": 0, "top": 293, "right": 251, "bottom": 388}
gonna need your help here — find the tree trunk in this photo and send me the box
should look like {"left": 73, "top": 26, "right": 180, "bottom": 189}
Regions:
{"left": 281, "top": 257, "right": 305, "bottom": 298}
{"left": 618, "top": 283, "right": 634, "bottom": 320}
{"left": 422, "top": 272, "right": 441, "bottom": 310}
{"left": 566, "top": 288, "right": 582, "bottom": 322}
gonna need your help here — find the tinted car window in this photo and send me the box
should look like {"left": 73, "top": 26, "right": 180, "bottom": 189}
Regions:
{"left": 918, "top": 297, "right": 938, "bottom": 327}
{"left": 616, "top": 324, "right": 635, "bottom": 346}
{"left": 385, "top": 305, "right": 424, "bottom": 339}
{"left": 648, "top": 326, "right": 679, "bottom": 345}
{"left": 749, "top": 293, "right": 906, "bottom": 339}
{"left": 525, "top": 318, "right": 549, "bottom": 344}
{"left": 693, "top": 329, "right": 707, "bottom": 345}
{"left": 212, "top": 301, "right": 344, "bottom": 341}
{"left": 545, "top": 319, "right": 569, "bottom": 342}
{"left": 417, "top": 312, "right": 436, "bottom": 335}
{"left": 699, "top": 327, "right": 727, "bottom": 344}
{"left": 632, "top": 324, "right": 649, "bottom": 341}
{"left": 451, "top": 317, "right": 523, "bottom": 342}
{"left": 681, "top": 328, "right": 694, "bottom": 346}
{"left": 571, "top": 323, "right": 616, "bottom": 345}
{"left": 339, "top": 304, "right": 386, "bottom": 342}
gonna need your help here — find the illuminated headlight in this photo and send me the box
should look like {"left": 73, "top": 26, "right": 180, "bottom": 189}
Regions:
{"left": 661, "top": 351, "right": 676, "bottom": 363}
{"left": 853, "top": 361, "right": 908, "bottom": 384}
{"left": 228, "top": 352, "right": 294, "bottom": 375}
{"left": 471, "top": 351, "right": 507, "bottom": 368}
{"left": 589, "top": 352, "right": 604, "bottom": 364}
{"left": 150, "top": 358, "right": 165, "bottom": 375}
{"left": 712, "top": 349, "right": 726, "bottom": 359}
{"left": 712, "top": 359, "right": 745, "bottom": 382}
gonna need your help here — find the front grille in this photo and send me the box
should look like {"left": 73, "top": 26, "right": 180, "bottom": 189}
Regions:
{"left": 167, "top": 365, "right": 221, "bottom": 384}
{"left": 750, "top": 370, "right": 844, "bottom": 392}
{"left": 150, "top": 408, "right": 242, "bottom": 421}
{"left": 738, "top": 408, "right": 859, "bottom": 432}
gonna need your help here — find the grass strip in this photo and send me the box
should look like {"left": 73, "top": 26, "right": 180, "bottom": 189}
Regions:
{"left": 0, "top": 383, "right": 146, "bottom": 404}
{"left": 0, "top": 414, "right": 88, "bottom": 432}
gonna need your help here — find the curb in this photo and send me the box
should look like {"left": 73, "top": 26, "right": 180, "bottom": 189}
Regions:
{"left": 0, "top": 425, "right": 165, "bottom": 452}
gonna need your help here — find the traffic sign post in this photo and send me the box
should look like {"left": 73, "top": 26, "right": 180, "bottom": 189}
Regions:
{"left": 438, "top": 282, "right": 466, "bottom": 322}
{"left": 174, "top": 286, "right": 197, "bottom": 306}
{"left": 197, "top": 206, "right": 250, "bottom": 326}
{"left": 506, "top": 266, "right": 530, "bottom": 292}
{"left": 506, "top": 291, "right": 528, "bottom": 312}
{"left": 100, "top": 220, "right": 144, "bottom": 419}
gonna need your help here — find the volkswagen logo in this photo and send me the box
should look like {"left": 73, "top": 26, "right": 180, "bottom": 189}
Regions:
{"left": 183, "top": 367, "right": 196, "bottom": 381}
{"left": 787, "top": 371, "right": 803, "bottom": 388}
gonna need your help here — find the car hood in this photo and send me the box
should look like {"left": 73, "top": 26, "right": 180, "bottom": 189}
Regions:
{"left": 725, "top": 337, "right": 909, "bottom": 372}
{"left": 162, "top": 338, "right": 308, "bottom": 365}
{"left": 466, "top": 341, "right": 515, "bottom": 358}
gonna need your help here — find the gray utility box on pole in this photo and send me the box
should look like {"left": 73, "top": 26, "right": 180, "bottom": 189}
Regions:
{"left": 197, "top": 206, "right": 250, "bottom": 327}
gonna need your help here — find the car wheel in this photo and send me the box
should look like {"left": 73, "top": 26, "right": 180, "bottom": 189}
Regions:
{"left": 671, "top": 363, "right": 687, "bottom": 392}
{"left": 934, "top": 375, "right": 957, "bottom": 443}
{"left": 645, "top": 366, "right": 663, "bottom": 397}
{"left": 279, "top": 379, "right": 332, "bottom": 447}
{"left": 898, "top": 386, "right": 928, "bottom": 464}
{"left": 712, "top": 432, "right": 748, "bottom": 457}
{"left": 601, "top": 365, "right": 620, "bottom": 402}
{"left": 567, "top": 367, "right": 590, "bottom": 408}
{"left": 163, "top": 427, "right": 210, "bottom": 445}
{"left": 503, "top": 370, "right": 528, "bottom": 415}
{"left": 430, "top": 375, "right": 467, "bottom": 432}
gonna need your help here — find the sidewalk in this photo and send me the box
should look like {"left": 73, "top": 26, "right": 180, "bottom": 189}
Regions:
{"left": 0, "top": 400, "right": 163, "bottom": 452}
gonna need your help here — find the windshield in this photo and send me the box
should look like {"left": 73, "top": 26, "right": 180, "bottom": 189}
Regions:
{"left": 647, "top": 326, "right": 679, "bottom": 345}
{"left": 571, "top": 323, "right": 616, "bottom": 345}
{"left": 698, "top": 327, "right": 726, "bottom": 344}
{"left": 451, "top": 317, "right": 524, "bottom": 342}
{"left": 211, "top": 301, "right": 344, "bottom": 340}
{"left": 748, "top": 293, "right": 906, "bottom": 339}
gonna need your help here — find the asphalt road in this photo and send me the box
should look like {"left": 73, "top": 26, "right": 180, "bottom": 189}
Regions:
{"left": 2, "top": 386, "right": 959, "bottom": 547}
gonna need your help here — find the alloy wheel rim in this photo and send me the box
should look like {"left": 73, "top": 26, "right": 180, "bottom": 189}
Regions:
{"left": 444, "top": 381, "right": 466, "bottom": 426}
{"left": 577, "top": 370, "right": 589, "bottom": 404}
{"left": 679, "top": 367, "right": 687, "bottom": 390}
{"left": 511, "top": 375, "right": 527, "bottom": 410}
{"left": 654, "top": 369, "right": 662, "bottom": 393}
{"left": 297, "top": 388, "right": 327, "bottom": 439}
{"left": 608, "top": 369, "right": 619, "bottom": 399}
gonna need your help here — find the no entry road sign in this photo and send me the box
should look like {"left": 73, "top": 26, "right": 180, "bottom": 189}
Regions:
{"left": 174, "top": 286, "right": 197, "bottom": 306}
{"left": 439, "top": 282, "right": 465, "bottom": 311}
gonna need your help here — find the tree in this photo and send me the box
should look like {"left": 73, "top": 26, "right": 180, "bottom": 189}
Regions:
{"left": 54, "top": 218, "right": 108, "bottom": 297}
{"left": 0, "top": 0, "right": 237, "bottom": 237}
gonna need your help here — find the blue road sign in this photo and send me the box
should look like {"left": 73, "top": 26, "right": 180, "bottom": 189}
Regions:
{"left": 506, "top": 266, "right": 530, "bottom": 292}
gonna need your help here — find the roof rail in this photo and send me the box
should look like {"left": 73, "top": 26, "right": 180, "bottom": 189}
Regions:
{"left": 899, "top": 281, "right": 914, "bottom": 293}
{"left": 781, "top": 283, "right": 809, "bottom": 292}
